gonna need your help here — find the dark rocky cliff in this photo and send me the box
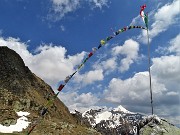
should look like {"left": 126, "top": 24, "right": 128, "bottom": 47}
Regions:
{"left": 0, "top": 46, "right": 101, "bottom": 135}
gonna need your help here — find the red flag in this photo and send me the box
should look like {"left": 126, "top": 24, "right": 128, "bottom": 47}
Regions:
{"left": 57, "top": 84, "right": 65, "bottom": 91}
{"left": 88, "top": 52, "right": 93, "bottom": 58}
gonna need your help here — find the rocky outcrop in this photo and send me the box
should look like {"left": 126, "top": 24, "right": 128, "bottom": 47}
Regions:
{"left": 138, "top": 115, "right": 180, "bottom": 135}
{"left": 0, "top": 46, "right": 101, "bottom": 135}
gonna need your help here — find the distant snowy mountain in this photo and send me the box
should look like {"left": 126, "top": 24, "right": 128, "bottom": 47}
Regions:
{"left": 75, "top": 105, "right": 144, "bottom": 135}
{"left": 76, "top": 106, "right": 180, "bottom": 135}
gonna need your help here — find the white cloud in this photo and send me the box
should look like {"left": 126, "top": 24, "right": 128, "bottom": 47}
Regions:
{"left": 101, "top": 57, "right": 117, "bottom": 71}
{"left": 75, "top": 92, "right": 99, "bottom": 105}
{"left": 92, "top": 39, "right": 141, "bottom": 75}
{"left": 29, "top": 45, "right": 86, "bottom": 86}
{"left": 112, "top": 39, "right": 139, "bottom": 72}
{"left": 74, "top": 69, "right": 104, "bottom": 85}
{"left": 60, "top": 25, "right": 65, "bottom": 31}
{"left": 103, "top": 72, "right": 167, "bottom": 105}
{"left": 149, "top": 0, "right": 179, "bottom": 37}
{"left": 59, "top": 91, "right": 100, "bottom": 112}
{"left": 155, "top": 33, "right": 180, "bottom": 55}
{"left": 105, "top": 55, "right": 180, "bottom": 101}
{"left": 166, "top": 91, "right": 179, "bottom": 96}
{"left": 0, "top": 37, "right": 86, "bottom": 88}
{"left": 84, "top": 69, "right": 104, "bottom": 84}
{"left": 48, "top": 0, "right": 81, "bottom": 21}
{"left": 48, "top": 0, "right": 109, "bottom": 21}
{"left": 168, "top": 34, "right": 180, "bottom": 55}
{"left": 151, "top": 55, "right": 180, "bottom": 90}
{"left": 103, "top": 52, "right": 180, "bottom": 119}
{"left": 89, "top": 0, "right": 108, "bottom": 9}
{"left": 155, "top": 46, "right": 169, "bottom": 55}
{"left": 94, "top": 57, "right": 117, "bottom": 75}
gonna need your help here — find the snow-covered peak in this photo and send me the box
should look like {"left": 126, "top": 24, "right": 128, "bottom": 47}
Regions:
{"left": 82, "top": 109, "right": 93, "bottom": 117}
{"left": 113, "top": 105, "right": 133, "bottom": 114}
{"left": 72, "top": 105, "right": 144, "bottom": 134}
{"left": 81, "top": 105, "right": 138, "bottom": 127}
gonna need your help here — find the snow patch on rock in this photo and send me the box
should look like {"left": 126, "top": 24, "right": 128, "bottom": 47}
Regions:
{"left": 0, "top": 111, "right": 30, "bottom": 133}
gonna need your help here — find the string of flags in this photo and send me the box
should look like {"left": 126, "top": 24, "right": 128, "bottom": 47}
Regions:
{"left": 57, "top": 26, "right": 146, "bottom": 92}
{"left": 26, "top": 5, "right": 149, "bottom": 134}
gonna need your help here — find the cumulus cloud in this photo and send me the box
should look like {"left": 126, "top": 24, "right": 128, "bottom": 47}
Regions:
{"left": 103, "top": 52, "right": 180, "bottom": 118}
{"left": 74, "top": 69, "right": 104, "bottom": 86}
{"left": 168, "top": 34, "right": 180, "bottom": 55}
{"left": 112, "top": 39, "right": 139, "bottom": 72}
{"left": 94, "top": 57, "right": 117, "bottom": 75}
{"left": 48, "top": 0, "right": 81, "bottom": 21}
{"left": 92, "top": 39, "right": 140, "bottom": 75}
{"left": 59, "top": 91, "right": 100, "bottom": 112}
{"left": 83, "top": 69, "right": 104, "bottom": 84}
{"left": 48, "top": 0, "right": 109, "bottom": 21}
{"left": 151, "top": 55, "right": 180, "bottom": 90}
{"left": 101, "top": 57, "right": 117, "bottom": 71}
{"left": 89, "top": 0, "right": 108, "bottom": 9}
{"left": 155, "top": 33, "right": 180, "bottom": 56}
{"left": 103, "top": 72, "right": 167, "bottom": 105}
{"left": 149, "top": 0, "right": 179, "bottom": 38}
{"left": 0, "top": 37, "right": 86, "bottom": 88}
{"left": 30, "top": 45, "right": 86, "bottom": 87}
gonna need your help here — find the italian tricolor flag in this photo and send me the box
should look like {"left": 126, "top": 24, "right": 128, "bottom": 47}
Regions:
{"left": 140, "top": 4, "right": 148, "bottom": 28}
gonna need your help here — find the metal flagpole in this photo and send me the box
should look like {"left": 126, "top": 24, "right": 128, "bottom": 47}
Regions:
{"left": 146, "top": 13, "right": 154, "bottom": 115}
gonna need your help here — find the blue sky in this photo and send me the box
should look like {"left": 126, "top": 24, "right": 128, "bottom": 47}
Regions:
{"left": 0, "top": 0, "right": 179, "bottom": 126}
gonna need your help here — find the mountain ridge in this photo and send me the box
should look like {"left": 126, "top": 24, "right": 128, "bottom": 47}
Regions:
{"left": 0, "top": 46, "right": 101, "bottom": 135}
{"left": 73, "top": 105, "right": 180, "bottom": 135}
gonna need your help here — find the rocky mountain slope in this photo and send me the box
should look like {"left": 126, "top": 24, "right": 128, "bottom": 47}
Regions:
{"left": 0, "top": 46, "right": 101, "bottom": 135}
{"left": 73, "top": 106, "right": 180, "bottom": 135}
{"left": 139, "top": 115, "right": 180, "bottom": 135}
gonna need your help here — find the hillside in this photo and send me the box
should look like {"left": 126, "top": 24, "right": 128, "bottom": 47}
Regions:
{"left": 0, "top": 46, "right": 101, "bottom": 135}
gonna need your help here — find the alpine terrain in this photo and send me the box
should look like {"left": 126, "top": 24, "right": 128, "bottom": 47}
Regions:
{"left": 0, "top": 46, "right": 179, "bottom": 135}
{"left": 0, "top": 46, "right": 100, "bottom": 135}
